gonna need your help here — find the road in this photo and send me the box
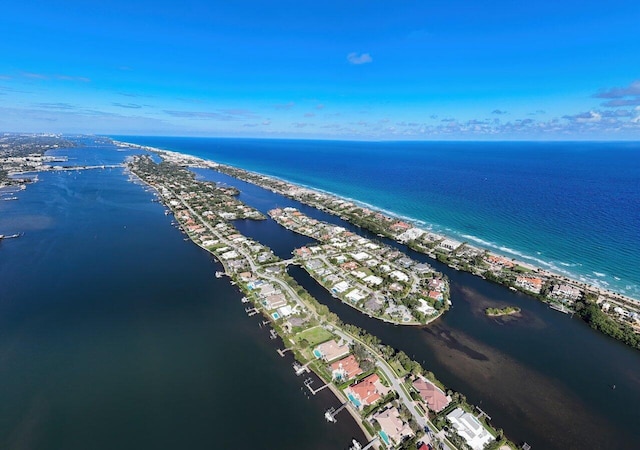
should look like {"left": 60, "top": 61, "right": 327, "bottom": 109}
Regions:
{"left": 169, "top": 184, "right": 458, "bottom": 450}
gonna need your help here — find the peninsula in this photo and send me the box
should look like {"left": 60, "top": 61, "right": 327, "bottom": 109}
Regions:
{"left": 117, "top": 143, "right": 640, "bottom": 351}
{"left": 125, "top": 150, "right": 518, "bottom": 450}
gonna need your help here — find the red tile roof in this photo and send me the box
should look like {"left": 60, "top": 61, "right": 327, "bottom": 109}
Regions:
{"left": 349, "top": 373, "right": 382, "bottom": 406}
{"left": 330, "top": 355, "right": 363, "bottom": 380}
{"left": 413, "top": 378, "right": 450, "bottom": 413}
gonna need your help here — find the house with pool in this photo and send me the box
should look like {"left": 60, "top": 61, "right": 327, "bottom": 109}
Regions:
{"left": 330, "top": 354, "right": 363, "bottom": 382}
{"left": 372, "top": 406, "right": 414, "bottom": 446}
{"left": 313, "top": 339, "right": 350, "bottom": 362}
{"left": 344, "top": 373, "right": 389, "bottom": 410}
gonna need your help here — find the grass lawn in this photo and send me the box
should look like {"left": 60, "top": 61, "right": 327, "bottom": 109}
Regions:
{"left": 294, "top": 326, "right": 335, "bottom": 347}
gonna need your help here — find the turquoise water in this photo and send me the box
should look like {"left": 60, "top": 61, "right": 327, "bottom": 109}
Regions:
{"left": 348, "top": 393, "right": 362, "bottom": 409}
{"left": 114, "top": 137, "right": 640, "bottom": 300}
{"left": 272, "top": 312, "right": 280, "bottom": 319}
{"left": 313, "top": 349, "right": 323, "bottom": 358}
{"left": 379, "top": 430, "right": 390, "bottom": 445}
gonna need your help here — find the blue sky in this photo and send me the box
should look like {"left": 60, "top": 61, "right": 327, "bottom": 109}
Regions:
{"left": 1, "top": 0, "right": 639, "bottom": 139}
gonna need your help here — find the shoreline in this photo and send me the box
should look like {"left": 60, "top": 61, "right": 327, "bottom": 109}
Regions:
{"left": 138, "top": 143, "right": 638, "bottom": 301}
{"left": 113, "top": 140, "right": 638, "bottom": 304}
{"left": 115, "top": 140, "right": 640, "bottom": 349}
{"left": 112, "top": 140, "right": 638, "bottom": 300}
{"left": 125, "top": 150, "right": 517, "bottom": 449}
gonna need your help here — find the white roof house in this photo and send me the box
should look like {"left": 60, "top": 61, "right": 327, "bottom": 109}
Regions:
{"left": 364, "top": 275, "right": 383, "bottom": 286}
{"left": 446, "top": 408, "right": 493, "bottom": 450}
{"left": 390, "top": 270, "right": 409, "bottom": 282}
{"left": 332, "top": 281, "right": 351, "bottom": 293}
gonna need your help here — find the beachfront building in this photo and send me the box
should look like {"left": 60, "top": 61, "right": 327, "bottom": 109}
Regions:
{"left": 446, "top": 408, "right": 493, "bottom": 450}
{"left": 550, "top": 283, "right": 582, "bottom": 302}
{"left": 330, "top": 354, "right": 363, "bottom": 382}
{"left": 412, "top": 377, "right": 450, "bottom": 413}
{"left": 515, "top": 276, "right": 543, "bottom": 294}
{"left": 372, "top": 406, "right": 414, "bottom": 446}
{"left": 345, "top": 373, "right": 389, "bottom": 409}
{"left": 314, "top": 339, "right": 350, "bottom": 362}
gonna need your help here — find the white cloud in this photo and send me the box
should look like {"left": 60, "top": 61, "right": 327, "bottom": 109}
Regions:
{"left": 347, "top": 52, "right": 372, "bottom": 65}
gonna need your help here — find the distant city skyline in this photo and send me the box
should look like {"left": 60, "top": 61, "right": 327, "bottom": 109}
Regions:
{"left": 1, "top": 0, "right": 639, "bottom": 139}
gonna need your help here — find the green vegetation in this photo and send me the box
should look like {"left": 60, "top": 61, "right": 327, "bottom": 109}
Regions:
{"left": 575, "top": 300, "right": 640, "bottom": 350}
{"left": 485, "top": 306, "right": 521, "bottom": 316}
{"left": 293, "top": 326, "right": 334, "bottom": 347}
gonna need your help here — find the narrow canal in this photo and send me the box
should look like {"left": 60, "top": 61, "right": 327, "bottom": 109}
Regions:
{"left": 193, "top": 167, "right": 640, "bottom": 450}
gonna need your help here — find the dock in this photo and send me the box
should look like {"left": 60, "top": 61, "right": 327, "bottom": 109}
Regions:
{"left": 304, "top": 377, "right": 329, "bottom": 395}
{"left": 277, "top": 347, "right": 292, "bottom": 357}
{"left": 324, "top": 402, "right": 348, "bottom": 422}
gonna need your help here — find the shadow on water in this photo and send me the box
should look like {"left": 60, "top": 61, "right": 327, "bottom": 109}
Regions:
{"left": 191, "top": 166, "right": 640, "bottom": 450}
{"left": 0, "top": 166, "right": 365, "bottom": 450}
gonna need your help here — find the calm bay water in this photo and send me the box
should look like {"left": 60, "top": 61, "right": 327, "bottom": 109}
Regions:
{"left": 116, "top": 136, "right": 640, "bottom": 300}
{"left": 191, "top": 166, "right": 640, "bottom": 450}
{"left": 3, "top": 139, "right": 639, "bottom": 450}
{"left": 0, "top": 144, "right": 364, "bottom": 449}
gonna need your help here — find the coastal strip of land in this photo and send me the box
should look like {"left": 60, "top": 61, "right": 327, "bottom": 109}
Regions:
{"left": 115, "top": 141, "right": 640, "bottom": 351}
{"left": 126, "top": 152, "right": 520, "bottom": 450}
{"left": 269, "top": 207, "right": 450, "bottom": 326}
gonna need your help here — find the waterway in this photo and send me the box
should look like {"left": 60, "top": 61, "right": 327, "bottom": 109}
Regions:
{"left": 0, "top": 144, "right": 365, "bottom": 449}
{"left": 191, "top": 166, "right": 640, "bottom": 450}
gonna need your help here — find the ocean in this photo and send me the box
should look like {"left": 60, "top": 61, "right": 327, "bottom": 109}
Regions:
{"left": 114, "top": 137, "right": 640, "bottom": 300}
{"left": 2, "top": 137, "right": 639, "bottom": 449}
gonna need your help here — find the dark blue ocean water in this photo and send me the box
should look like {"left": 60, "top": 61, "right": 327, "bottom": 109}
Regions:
{"left": 114, "top": 137, "right": 640, "bottom": 300}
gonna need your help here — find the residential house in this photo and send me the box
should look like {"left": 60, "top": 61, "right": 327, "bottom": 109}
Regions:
{"left": 446, "top": 408, "right": 493, "bottom": 450}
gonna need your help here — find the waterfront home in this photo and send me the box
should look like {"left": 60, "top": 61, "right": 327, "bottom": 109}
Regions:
{"left": 264, "top": 293, "right": 287, "bottom": 310}
{"left": 259, "top": 283, "right": 277, "bottom": 296}
{"left": 332, "top": 280, "right": 351, "bottom": 294}
{"left": 390, "top": 221, "right": 411, "bottom": 233}
{"left": 515, "top": 276, "right": 543, "bottom": 294}
{"left": 413, "top": 263, "right": 432, "bottom": 275}
{"left": 345, "top": 289, "right": 366, "bottom": 303}
{"left": 345, "top": 373, "right": 389, "bottom": 409}
{"left": 364, "top": 296, "right": 384, "bottom": 313}
{"left": 372, "top": 406, "right": 414, "bottom": 445}
{"left": 330, "top": 354, "right": 363, "bottom": 382}
{"left": 397, "top": 227, "right": 425, "bottom": 243}
{"left": 305, "top": 259, "right": 323, "bottom": 271}
{"left": 412, "top": 377, "right": 450, "bottom": 413}
{"left": 221, "top": 250, "right": 239, "bottom": 260}
{"left": 416, "top": 299, "right": 436, "bottom": 316}
{"left": 314, "top": 339, "right": 350, "bottom": 362}
{"left": 446, "top": 408, "right": 493, "bottom": 450}
{"left": 439, "top": 239, "right": 461, "bottom": 252}
{"left": 550, "top": 284, "right": 582, "bottom": 301}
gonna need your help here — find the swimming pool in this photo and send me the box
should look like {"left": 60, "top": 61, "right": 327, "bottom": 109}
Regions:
{"left": 313, "top": 349, "right": 323, "bottom": 358}
{"left": 379, "top": 430, "right": 390, "bottom": 445}
{"left": 348, "top": 393, "right": 362, "bottom": 408}
{"left": 271, "top": 312, "right": 280, "bottom": 319}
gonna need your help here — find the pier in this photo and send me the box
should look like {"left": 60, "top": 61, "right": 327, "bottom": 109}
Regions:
{"left": 304, "top": 377, "right": 330, "bottom": 395}
{"left": 349, "top": 436, "right": 379, "bottom": 450}
{"left": 276, "top": 347, "right": 292, "bottom": 357}
{"left": 245, "top": 307, "right": 259, "bottom": 316}
{"left": 292, "top": 361, "right": 312, "bottom": 376}
{"left": 324, "top": 402, "right": 349, "bottom": 422}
